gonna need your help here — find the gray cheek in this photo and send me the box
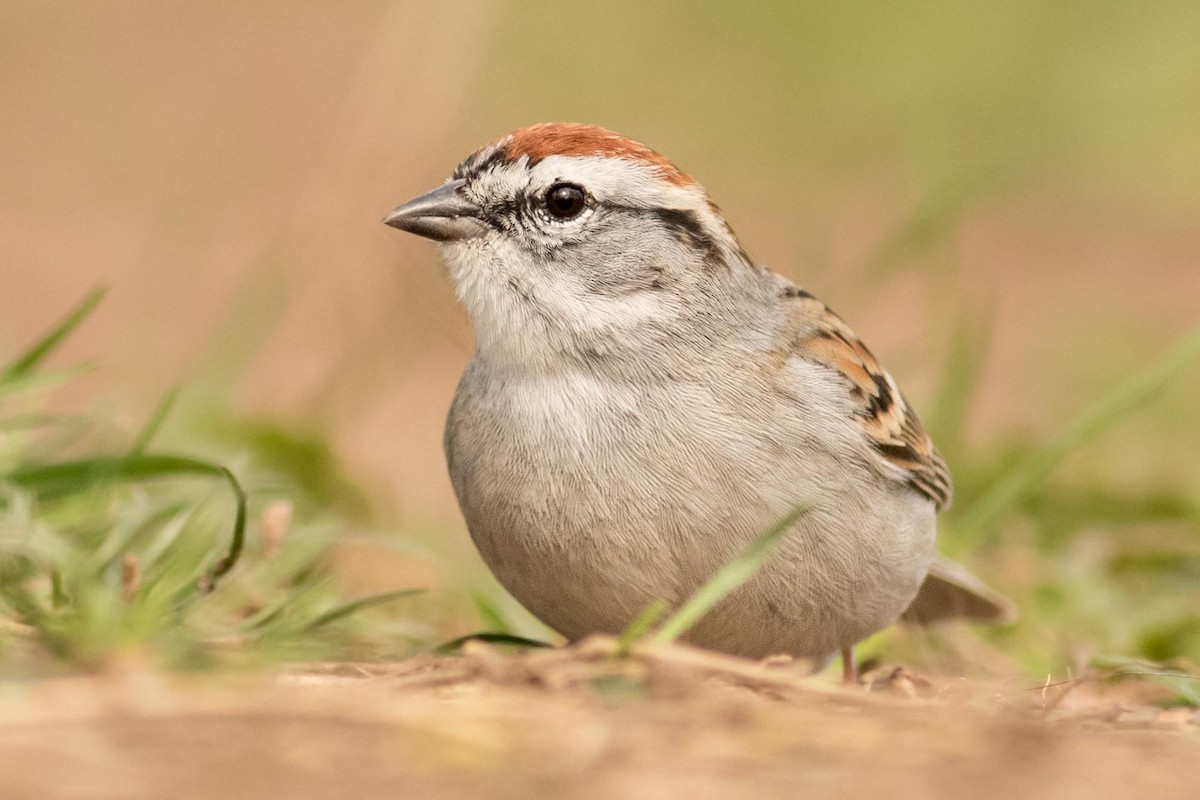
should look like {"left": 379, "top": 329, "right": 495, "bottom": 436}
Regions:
{"left": 553, "top": 218, "right": 683, "bottom": 296}
{"left": 579, "top": 254, "right": 670, "bottom": 296}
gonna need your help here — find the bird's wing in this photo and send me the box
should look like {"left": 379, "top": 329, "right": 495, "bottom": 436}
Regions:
{"left": 779, "top": 283, "right": 953, "bottom": 510}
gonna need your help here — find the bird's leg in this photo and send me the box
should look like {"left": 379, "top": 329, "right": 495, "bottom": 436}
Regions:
{"left": 841, "top": 646, "right": 858, "bottom": 684}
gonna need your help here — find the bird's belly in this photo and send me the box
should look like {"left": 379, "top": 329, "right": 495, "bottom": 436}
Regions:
{"left": 446, "top": 371, "right": 936, "bottom": 658}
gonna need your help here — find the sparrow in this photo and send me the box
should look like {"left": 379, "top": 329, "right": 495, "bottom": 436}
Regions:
{"left": 384, "top": 123, "right": 1011, "bottom": 680}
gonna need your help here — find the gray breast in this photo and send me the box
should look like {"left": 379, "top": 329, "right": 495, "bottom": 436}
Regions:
{"left": 443, "top": 359, "right": 937, "bottom": 658}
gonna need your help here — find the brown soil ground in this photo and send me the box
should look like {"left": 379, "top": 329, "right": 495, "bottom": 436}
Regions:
{"left": 2, "top": 639, "right": 1197, "bottom": 800}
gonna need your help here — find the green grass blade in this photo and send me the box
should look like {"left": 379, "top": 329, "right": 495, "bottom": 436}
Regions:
{"left": 300, "top": 588, "right": 426, "bottom": 632}
{"left": 651, "top": 504, "right": 809, "bottom": 644}
{"left": 434, "top": 632, "right": 553, "bottom": 653}
{"left": 471, "top": 592, "right": 516, "bottom": 635}
{"left": 7, "top": 453, "right": 248, "bottom": 593}
{"left": 1, "top": 286, "right": 107, "bottom": 382}
{"left": 240, "top": 581, "right": 328, "bottom": 633}
{"left": 955, "top": 323, "right": 1200, "bottom": 543}
{"left": 0, "top": 365, "right": 94, "bottom": 399}
{"left": 617, "top": 599, "right": 668, "bottom": 654}
{"left": 85, "top": 500, "right": 191, "bottom": 575}
{"left": 129, "top": 386, "right": 180, "bottom": 454}
{"left": 0, "top": 412, "right": 92, "bottom": 432}
{"left": 8, "top": 453, "right": 226, "bottom": 494}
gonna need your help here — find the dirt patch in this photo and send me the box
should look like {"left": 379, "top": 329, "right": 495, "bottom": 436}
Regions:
{"left": 1, "top": 639, "right": 1196, "bottom": 800}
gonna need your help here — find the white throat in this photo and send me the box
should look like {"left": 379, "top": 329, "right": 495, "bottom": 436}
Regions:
{"left": 441, "top": 239, "right": 684, "bottom": 373}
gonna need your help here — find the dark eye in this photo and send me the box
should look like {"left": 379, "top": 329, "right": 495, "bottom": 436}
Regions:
{"left": 544, "top": 183, "right": 587, "bottom": 220}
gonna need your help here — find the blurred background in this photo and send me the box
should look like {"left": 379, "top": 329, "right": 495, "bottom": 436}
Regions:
{"left": 1, "top": 1, "right": 1198, "bottom": 677}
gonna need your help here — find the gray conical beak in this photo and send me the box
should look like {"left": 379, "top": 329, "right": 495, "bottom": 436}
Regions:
{"left": 382, "top": 179, "right": 488, "bottom": 242}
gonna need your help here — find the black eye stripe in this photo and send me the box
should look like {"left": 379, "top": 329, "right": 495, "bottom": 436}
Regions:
{"left": 645, "top": 207, "right": 718, "bottom": 258}
{"left": 483, "top": 190, "right": 718, "bottom": 260}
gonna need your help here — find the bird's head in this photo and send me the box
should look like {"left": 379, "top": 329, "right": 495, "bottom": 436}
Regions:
{"left": 384, "top": 123, "right": 762, "bottom": 372}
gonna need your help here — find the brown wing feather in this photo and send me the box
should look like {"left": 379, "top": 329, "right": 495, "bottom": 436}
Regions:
{"left": 781, "top": 283, "right": 953, "bottom": 510}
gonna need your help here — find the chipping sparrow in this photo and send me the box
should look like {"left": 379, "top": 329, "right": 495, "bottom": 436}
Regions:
{"left": 384, "top": 123, "right": 1011, "bottom": 679}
